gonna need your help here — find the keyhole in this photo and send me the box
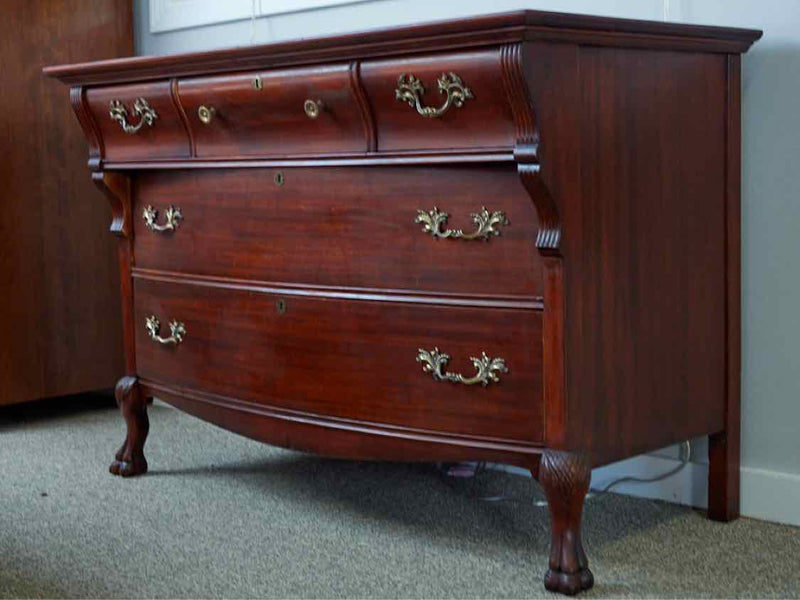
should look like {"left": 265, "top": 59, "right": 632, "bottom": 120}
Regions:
{"left": 274, "top": 171, "right": 285, "bottom": 186}
{"left": 276, "top": 299, "right": 286, "bottom": 314}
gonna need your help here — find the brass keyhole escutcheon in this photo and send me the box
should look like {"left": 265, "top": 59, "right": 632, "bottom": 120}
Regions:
{"left": 276, "top": 299, "right": 287, "bottom": 314}
{"left": 252, "top": 76, "right": 263, "bottom": 90}
{"left": 274, "top": 171, "right": 285, "bottom": 186}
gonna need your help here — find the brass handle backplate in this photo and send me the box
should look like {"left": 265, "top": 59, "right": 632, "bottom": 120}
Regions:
{"left": 109, "top": 98, "right": 158, "bottom": 134}
{"left": 197, "top": 105, "right": 216, "bottom": 124}
{"left": 142, "top": 205, "right": 182, "bottom": 233}
{"left": 145, "top": 316, "right": 186, "bottom": 346}
{"left": 416, "top": 207, "right": 508, "bottom": 241}
{"left": 416, "top": 348, "right": 507, "bottom": 386}
{"left": 395, "top": 72, "right": 473, "bottom": 118}
{"left": 303, "top": 99, "right": 323, "bottom": 119}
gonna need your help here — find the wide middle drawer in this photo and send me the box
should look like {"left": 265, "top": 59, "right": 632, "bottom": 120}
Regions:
{"left": 134, "top": 277, "right": 544, "bottom": 443}
{"left": 133, "top": 166, "right": 543, "bottom": 298}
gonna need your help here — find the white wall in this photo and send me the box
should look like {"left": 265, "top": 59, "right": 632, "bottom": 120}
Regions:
{"left": 133, "top": 0, "right": 800, "bottom": 525}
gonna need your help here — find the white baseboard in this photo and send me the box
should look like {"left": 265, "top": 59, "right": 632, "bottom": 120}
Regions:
{"left": 740, "top": 466, "right": 800, "bottom": 526}
{"left": 489, "top": 456, "right": 800, "bottom": 527}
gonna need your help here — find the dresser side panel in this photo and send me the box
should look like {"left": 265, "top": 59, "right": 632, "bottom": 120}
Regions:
{"left": 562, "top": 46, "right": 729, "bottom": 464}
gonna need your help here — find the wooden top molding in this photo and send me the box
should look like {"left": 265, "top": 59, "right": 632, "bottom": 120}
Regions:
{"left": 44, "top": 10, "right": 761, "bottom": 86}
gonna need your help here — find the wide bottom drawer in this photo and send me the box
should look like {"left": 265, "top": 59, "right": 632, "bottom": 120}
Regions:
{"left": 134, "top": 277, "right": 543, "bottom": 443}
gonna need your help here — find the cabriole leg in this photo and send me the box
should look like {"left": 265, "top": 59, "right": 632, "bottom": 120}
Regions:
{"left": 109, "top": 376, "right": 149, "bottom": 477}
{"left": 538, "top": 449, "right": 594, "bottom": 595}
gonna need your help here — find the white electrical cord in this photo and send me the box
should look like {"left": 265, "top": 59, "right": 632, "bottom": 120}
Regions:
{"left": 446, "top": 440, "right": 694, "bottom": 506}
{"left": 596, "top": 440, "right": 692, "bottom": 494}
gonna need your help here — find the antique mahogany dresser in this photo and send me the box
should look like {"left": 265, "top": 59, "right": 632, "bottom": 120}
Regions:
{"left": 46, "top": 11, "right": 761, "bottom": 595}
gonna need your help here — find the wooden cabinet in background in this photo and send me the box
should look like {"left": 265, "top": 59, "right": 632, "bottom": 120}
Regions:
{"left": 0, "top": 1, "right": 131, "bottom": 405}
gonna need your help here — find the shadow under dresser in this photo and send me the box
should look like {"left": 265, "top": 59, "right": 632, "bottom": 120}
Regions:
{"left": 45, "top": 10, "right": 761, "bottom": 595}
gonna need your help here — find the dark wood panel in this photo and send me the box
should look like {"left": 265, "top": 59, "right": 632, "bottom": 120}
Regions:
{"left": 132, "top": 166, "right": 544, "bottom": 298}
{"left": 708, "top": 53, "right": 742, "bottom": 522}
{"left": 0, "top": 0, "right": 129, "bottom": 405}
{"left": 561, "top": 46, "right": 729, "bottom": 464}
{"left": 177, "top": 64, "right": 368, "bottom": 157}
{"left": 361, "top": 50, "right": 515, "bottom": 151}
{"left": 134, "top": 277, "right": 544, "bottom": 442}
{"left": 85, "top": 81, "right": 191, "bottom": 161}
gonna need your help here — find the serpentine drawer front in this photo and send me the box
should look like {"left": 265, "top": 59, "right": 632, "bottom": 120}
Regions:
{"left": 133, "top": 277, "right": 544, "bottom": 442}
{"left": 177, "top": 64, "right": 368, "bottom": 157}
{"left": 47, "top": 10, "right": 760, "bottom": 596}
{"left": 361, "top": 50, "right": 516, "bottom": 151}
{"left": 132, "top": 166, "right": 543, "bottom": 297}
{"left": 84, "top": 81, "right": 191, "bottom": 160}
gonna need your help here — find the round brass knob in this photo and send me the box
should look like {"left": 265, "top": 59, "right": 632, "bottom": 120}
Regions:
{"left": 197, "top": 105, "right": 215, "bottom": 124}
{"left": 303, "top": 99, "right": 323, "bottom": 119}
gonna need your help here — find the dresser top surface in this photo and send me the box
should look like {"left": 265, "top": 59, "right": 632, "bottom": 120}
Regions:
{"left": 44, "top": 10, "right": 761, "bottom": 86}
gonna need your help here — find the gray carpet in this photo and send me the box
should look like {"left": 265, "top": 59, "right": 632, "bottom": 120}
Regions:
{"left": 1, "top": 397, "right": 798, "bottom": 599}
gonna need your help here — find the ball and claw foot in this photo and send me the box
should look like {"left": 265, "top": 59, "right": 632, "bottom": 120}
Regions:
{"left": 109, "top": 441, "right": 148, "bottom": 477}
{"left": 545, "top": 564, "right": 594, "bottom": 596}
{"left": 539, "top": 449, "right": 594, "bottom": 595}
{"left": 109, "top": 376, "right": 149, "bottom": 478}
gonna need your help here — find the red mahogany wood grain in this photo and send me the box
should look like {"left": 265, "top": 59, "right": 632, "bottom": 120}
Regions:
{"left": 132, "top": 165, "right": 544, "bottom": 298}
{"left": 361, "top": 50, "right": 515, "bottom": 151}
{"left": 145, "top": 381, "right": 543, "bottom": 466}
{"left": 525, "top": 44, "right": 731, "bottom": 464}
{"left": 133, "top": 276, "right": 544, "bottom": 442}
{"left": 177, "top": 64, "right": 368, "bottom": 157}
{"left": 85, "top": 81, "right": 191, "bottom": 161}
{"left": 708, "top": 54, "right": 743, "bottom": 522}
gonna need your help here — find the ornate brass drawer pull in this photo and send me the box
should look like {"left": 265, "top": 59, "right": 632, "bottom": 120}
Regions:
{"left": 417, "top": 348, "right": 507, "bottom": 386}
{"left": 145, "top": 316, "right": 186, "bottom": 346}
{"left": 395, "top": 72, "right": 473, "bottom": 118}
{"left": 142, "top": 204, "right": 182, "bottom": 233}
{"left": 109, "top": 98, "right": 158, "bottom": 134}
{"left": 416, "top": 206, "right": 508, "bottom": 241}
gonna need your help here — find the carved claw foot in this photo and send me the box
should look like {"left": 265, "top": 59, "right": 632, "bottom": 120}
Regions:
{"left": 539, "top": 450, "right": 594, "bottom": 595}
{"left": 109, "top": 440, "right": 148, "bottom": 477}
{"left": 544, "top": 561, "right": 594, "bottom": 596}
{"left": 109, "top": 376, "right": 149, "bottom": 477}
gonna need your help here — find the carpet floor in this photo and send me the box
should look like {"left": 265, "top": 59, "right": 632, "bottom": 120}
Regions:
{"left": 1, "top": 396, "right": 798, "bottom": 599}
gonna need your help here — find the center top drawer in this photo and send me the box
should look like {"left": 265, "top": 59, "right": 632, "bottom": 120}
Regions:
{"left": 177, "top": 64, "right": 369, "bottom": 157}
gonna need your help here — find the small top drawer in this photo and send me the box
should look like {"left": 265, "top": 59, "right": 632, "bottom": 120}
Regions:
{"left": 85, "top": 81, "right": 191, "bottom": 161}
{"left": 177, "top": 64, "right": 368, "bottom": 157}
{"left": 361, "top": 50, "right": 516, "bottom": 152}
